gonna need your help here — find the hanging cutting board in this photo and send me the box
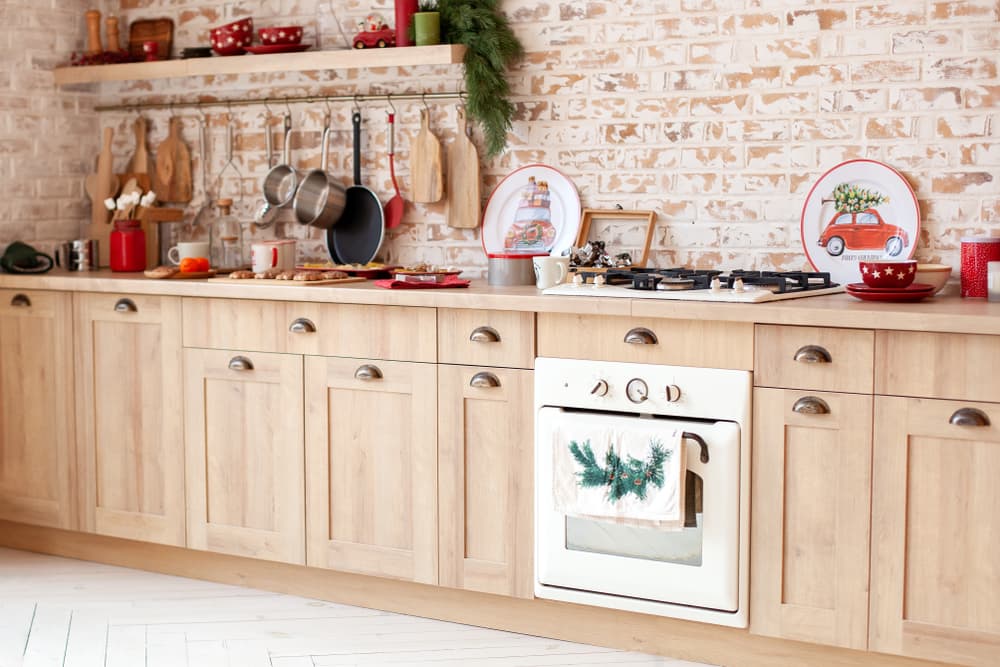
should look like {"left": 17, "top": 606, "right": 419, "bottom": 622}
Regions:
{"left": 410, "top": 108, "right": 443, "bottom": 203}
{"left": 84, "top": 127, "right": 118, "bottom": 267}
{"left": 126, "top": 116, "right": 150, "bottom": 174}
{"left": 446, "top": 106, "right": 480, "bottom": 228}
{"left": 153, "top": 117, "right": 193, "bottom": 203}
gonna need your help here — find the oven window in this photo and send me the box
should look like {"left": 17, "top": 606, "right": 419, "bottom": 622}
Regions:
{"left": 565, "top": 471, "right": 704, "bottom": 566}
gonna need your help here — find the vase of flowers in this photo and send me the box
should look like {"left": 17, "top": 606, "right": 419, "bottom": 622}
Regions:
{"left": 104, "top": 190, "right": 156, "bottom": 272}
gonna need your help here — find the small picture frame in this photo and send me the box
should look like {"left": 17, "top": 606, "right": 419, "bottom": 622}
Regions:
{"left": 574, "top": 208, "right": 657, "bottom": 267}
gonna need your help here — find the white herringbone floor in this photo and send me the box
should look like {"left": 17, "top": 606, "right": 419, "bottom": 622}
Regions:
{"left": 0, "top": 547, "right": 713, "bottom": 667}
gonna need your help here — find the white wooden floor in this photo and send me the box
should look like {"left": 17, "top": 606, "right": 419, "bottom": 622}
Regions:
{"left": 0, "top": 548, "right": 713, "bottom": 667}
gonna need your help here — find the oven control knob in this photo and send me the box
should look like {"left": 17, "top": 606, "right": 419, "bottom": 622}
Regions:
{"left": 665, "top": 384, "right": 682, "bottom": 402}
{"left": 626, "top": 378, "right": 648, "bottom": 404}
{"left": 590, "top": 379, "right": 609, "bottom": 397}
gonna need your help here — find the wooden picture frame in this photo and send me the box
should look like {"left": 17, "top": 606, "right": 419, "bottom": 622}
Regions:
{"left": 574, "top": 208, "right": 657, "bottom": 267}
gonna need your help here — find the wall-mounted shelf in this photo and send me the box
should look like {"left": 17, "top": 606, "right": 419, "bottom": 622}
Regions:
{"left": 53, "top": 44, "right": 466, "bottom": 85}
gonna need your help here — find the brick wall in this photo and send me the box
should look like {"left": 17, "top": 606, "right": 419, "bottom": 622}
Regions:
{"left": 16, "top": 1, "right": 1000, "bottom": 273}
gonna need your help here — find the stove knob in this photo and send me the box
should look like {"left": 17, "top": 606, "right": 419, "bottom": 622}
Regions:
{"left": 665, "top": 384, "right": 682, "bottom": 402}
{"left": 733, "top": 277, "right": 745, "bottom": 293}
{"left": 593, "top": 274, "right": 606, "bottom": 288}
{"left": 590, "top": 379, "right": 609, "bottom": 397}
{"left": 626, "top": 378, "right": 648, "bottom": 404}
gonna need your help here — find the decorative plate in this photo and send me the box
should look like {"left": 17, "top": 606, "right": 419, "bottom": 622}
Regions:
{"left": 481, "top": 164, "right": 581, "bottom": 257}
{"left": 244, "top": 43, "right": 312, "bottom": 55}
{"left": 846, "top": 282, "right": 935, "bottom": 294}
{"left": 845, "top": 283, "right": 934, "bottom": 302}
{"left": 800, "top": 159, "right": 920, "bottom": 285}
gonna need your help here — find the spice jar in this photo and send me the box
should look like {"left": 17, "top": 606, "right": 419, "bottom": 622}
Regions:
{"left": 960, "top": 236, "right": 1000, "bottom": 297}
{"left": 109, "top": 219, "right": 146, "bottom": 272}
{"left": 211, "top": 198, "right": 245, "bottom": 271}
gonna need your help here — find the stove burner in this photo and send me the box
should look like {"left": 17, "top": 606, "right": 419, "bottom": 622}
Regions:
{"left": 570, "top": 268, "right": 837, "bottom": 294}
{"left": 656, "top": 278, "right": 695, "bottom": 291}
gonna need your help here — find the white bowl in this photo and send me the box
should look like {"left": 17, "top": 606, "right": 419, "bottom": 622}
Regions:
{"left": 914, "top": 263, "right": 952, "bottom": 294}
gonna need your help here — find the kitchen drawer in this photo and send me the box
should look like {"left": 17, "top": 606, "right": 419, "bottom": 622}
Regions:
{"left": 0, "top": 289, "right": 66, "bottom": 316}
{"left": 183, "top": 298, "right": 285, "bottom": 352}
{"left": 537, "top": 313, "right": 753, "bottom": 370}
{"left": 755, "top": 325, "right": 874, "bottom": 394}
{"left": 438, "top": 309, "right": 534, "bottom": 369}
{"left": 875, "top": 330, "right": 1000, "bottom": 402}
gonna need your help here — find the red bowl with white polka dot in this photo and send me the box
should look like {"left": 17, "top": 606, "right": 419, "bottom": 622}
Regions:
{"left": 259, "top": 26, "right": 303, "bottom": 45}
{"left": 859, "top": 260, "right": 917, "bottom": 288}
{"left": 210, "top": 18, "right": 253, "bottom": 56}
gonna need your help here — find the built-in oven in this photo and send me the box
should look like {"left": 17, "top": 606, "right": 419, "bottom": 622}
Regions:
{"left": 534, "top": 357, "right": 751, "bottom": 627}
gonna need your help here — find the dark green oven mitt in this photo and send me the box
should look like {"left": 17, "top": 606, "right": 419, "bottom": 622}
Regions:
{"left": 1, "top": 241, "right": 54, "bottom": 274}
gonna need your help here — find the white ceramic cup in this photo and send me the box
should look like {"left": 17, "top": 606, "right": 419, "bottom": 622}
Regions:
{"left": 251, "top": 240, "right": 296, "bottom": 273}
{"left": 167, "top": 241, "right": 211, "bottom": 266}
{"left": 533, "top": 255, "right": 569, "bottom": 289}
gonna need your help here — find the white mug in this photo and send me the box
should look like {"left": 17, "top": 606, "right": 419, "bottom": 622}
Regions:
{"left": 251, "top": 240, "right": 296, "bottom": 273}
{"left": 533, "top": 255, "right": 569, "bottom": 289}
{"left": 167, "top": 241, "right": 211, "bottom": 266}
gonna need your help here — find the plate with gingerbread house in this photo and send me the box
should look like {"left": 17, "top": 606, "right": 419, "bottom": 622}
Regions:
{"left": 481, "top": 164, "right": 582, "bottom": 257}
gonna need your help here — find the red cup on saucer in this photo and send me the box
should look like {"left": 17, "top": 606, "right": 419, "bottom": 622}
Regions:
{"left": 859, "top": 260, "right": 916, "bottom": 288}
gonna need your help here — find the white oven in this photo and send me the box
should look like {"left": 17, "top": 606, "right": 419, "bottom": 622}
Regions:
{"left": 534, "top": 357, "right": 751, "bottom": 627}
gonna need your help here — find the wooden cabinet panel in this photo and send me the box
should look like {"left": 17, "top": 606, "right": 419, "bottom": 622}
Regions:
{"left": 537, "top": 313, "right": 752, "bottom": 369}
{"left": 183, "top": 348, "right": 305, "bottom": 564}
{"left": 870, "top": 396, "right": 1000, "bottom": 666}
{"left": 182, "top": 298, "right": 284, "bottom": 352}
{"left": 305, "top": 357, "right": 437, "bottom": 583}
{"left": 751, "top": 388, "right": 872, "bottom": 649}
{"left": 0, "top": 290, "right": 75, "bottom": 529}
{"left": 875, "top": 331, "right": 1000, "bottom": 402}
{"left": 437, "top": 309, "right": 535, "bottom": 369}
{"left": 438, "top": 366, "right": 533, "bottom": 598}
{"left": 755, "top": 324, "right": 874, "bottom": 394}
{"left": 284, "top": 303, "right": 436, "bottom": 362}
{"left": 75, "top": 293, "right": 183, "bottom": 545}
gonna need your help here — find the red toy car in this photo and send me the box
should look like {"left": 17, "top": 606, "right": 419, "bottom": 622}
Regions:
{"left": 817, "top": 208, "right": 908, "bottom": 257}
{"left": 353, "top": 14, "right": 396, "bottom": 49}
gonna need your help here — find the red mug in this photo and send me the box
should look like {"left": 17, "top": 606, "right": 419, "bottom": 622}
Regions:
{"left": 142, "top": 40, "right": 159, "bottom": 61}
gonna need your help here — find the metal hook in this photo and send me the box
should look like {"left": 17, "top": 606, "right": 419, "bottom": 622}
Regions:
{"left": 421, "top": 92, "right": 429, "bottom": 111}
{"left": 386, "top": 93, "right": 395, "bottom": 115}
{"left": 324, "top": 97, "right": 332, "bottom": 115}
{"left": 353, "top": 94, "right": 361, "bottom": 113}
{"left": 285, "top": 97, "right": 292, "bottom": 116}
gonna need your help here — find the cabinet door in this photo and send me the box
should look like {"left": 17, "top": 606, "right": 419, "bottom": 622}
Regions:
{"left": 871, "top": 397, "right": 1000, "bottom": 666}
{"left": 305, "top": 357, "right": 437, "bottom": 584}
{"left": 750, "top": 388, "right": 872, "bottom": 649}
{"left": 75, "top": 293, "right": 183, "bottom": 544}
{"left": 438, "top": 366, "right": 533, "bottom": 598}
{"left": 183, "top": 348, "right": 304, "bottom": 564}
{"left": 0, "top": 290, "right": 75, "bottom": 529}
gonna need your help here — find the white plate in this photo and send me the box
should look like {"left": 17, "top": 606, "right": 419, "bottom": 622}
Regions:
{"left": 481, "top": 164, "right": 581, "bottom": 257}
{"left": 800, "top": 159, "right": 920, "bottom": 285}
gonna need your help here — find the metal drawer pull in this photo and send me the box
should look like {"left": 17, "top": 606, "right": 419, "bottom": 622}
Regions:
{"left": 469, "top": 326, "right": 501, "bottom": 343}
{"left": 228, "top": 356, "right": 254, "bottom": 371}
{"left": 288, "top": 318, "right": 316, "bottom": 333}
{"left": 624, "top": 327, "right": 658, "bottom": 345}
{"left": 354, "top": 364, "right": 383, "bottom": 381}
{"left": 114, "top": 298, "right": 138, "bottom": 313}
{"left": 793, "top": 345, "right": 831, "bottom": 364}
{"left": 10, "top": 294, "right": 30, "bottom": 307}
{"left": 792, "top": 396, "right": 831, "bottom": 415}
{"left": 949, "top": 407, "right": 991, "bottom": 427}
{"left": 469, "top": 371, "right": 501, "bottom": 388}
{"left": 682, "top": 432, "right": 710, "bottom": 464}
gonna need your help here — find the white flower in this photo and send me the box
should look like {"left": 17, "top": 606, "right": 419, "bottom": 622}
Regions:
{"left": 116, "top": 199, "right": 128, "bottom": 210}
{"left": 140, "top": 191, "right": 156, "bottom": 207}
{"left": 103, "top": 197, "right": 116, "bottom": 211}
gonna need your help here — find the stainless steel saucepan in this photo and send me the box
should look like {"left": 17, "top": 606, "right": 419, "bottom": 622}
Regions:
{"left": 293, "top": 112, "right": 347, "bottom": 229}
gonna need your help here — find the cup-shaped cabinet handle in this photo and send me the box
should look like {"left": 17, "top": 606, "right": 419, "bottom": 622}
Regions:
{"left": 354, "top": 364, "right": 383, "bottom": 381}
{"left": 228, "top": 356, "right": 254, "bottom": 371}
{"left": 949, "top": 407, "right": 991, "bottom": 427}
{"left": 624, "top": 327, "right": 658, "bottom": 345}
{"left": 792, "top": 396, "right": 831, "bottom": 415}
{"left": 114, "top": 298, "right": 138, "bottom": 313}
{"left": 288, "top": 318, "right": 317, "bottom": 334}
{"left": 469, "top": 371, "right": 501, "bottom": 388}
{"left": 469, "top": 326, "right": 501, "bottom": 343}
{"left": 10, "top": 294, "right": 30, "bottom": 307}
{"left": 793, "top": 345, "right": 832, "bottom": 363}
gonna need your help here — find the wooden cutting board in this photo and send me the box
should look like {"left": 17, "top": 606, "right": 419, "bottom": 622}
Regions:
{"left": 153, "top": 117, "right": 193, "bottom": 203}
{"left": 85, "top": 127, "right": 118, "bottom": 267}
{"left": 207, "top": 276, "right": 367, "bottom": 286}
{"left": 410, "top": 108, "right": 443, "bottom": 203}
{"left": 126, "top": 116, "right": 150, "bottom": 174}
{"left": 446, "top": 106, "right": 480, "bottom": 228}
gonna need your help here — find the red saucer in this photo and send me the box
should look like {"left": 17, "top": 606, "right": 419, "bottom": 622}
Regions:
{"left": 846, "top": 282, "right": 934, "bottom": 302}
{"left": 847, "top": 282, "right": 935, "bottom": 293}
{"left": 244, "top": 43, "right": 311, "bottom": 55}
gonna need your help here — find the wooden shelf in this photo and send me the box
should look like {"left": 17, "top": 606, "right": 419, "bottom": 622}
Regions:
{"left": 53, "top": 44, "right": 466, "bottom": 85}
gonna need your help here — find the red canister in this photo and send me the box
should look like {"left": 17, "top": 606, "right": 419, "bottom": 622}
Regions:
{"left": 960, "top": 236, "right": 1000, "bottom": 297}
{"left": 110, "top": 219, "right": 147, "bottom": 272}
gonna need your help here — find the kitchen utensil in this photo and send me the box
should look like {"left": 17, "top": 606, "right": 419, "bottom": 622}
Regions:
{"left": 258, "top": 26, "right": 304, "bottom": 44}
{"left": 84, "top": 127, "right": 118, "bottom": 265}
{"left": 488, "top": 253, "right": 541, "bottom": 286}
{"left": 251, "top": 240, "right": 296, "bottom": 272}
{"left": 960, "top": 236, "right": 1000, "bottom": 297}
{"left": 153, "top": 116, "right": 193, "bottom": 203}
{"left": 192, "top": 114, "right": 213, "bottom": 228}
{"left": 859, "top": 260, "right": 916, "bottom": 289}
{"left": 384, "top": 112, "right": 404, "bottom": 229}
{"left": 213, "top": 116, "right": 243, "bottom": 200}
{"left": 56, "top": 240, "right": 99, "bottom": 271}
{"left": 126, "top": 115, "right": 150, "bottom": 174}
{"left": 327, "top": 112, "right": 385, "bottom": 265}
{"left": 262, "top": 113, "right": 297, "bottom": 208}
{"left": 533, "top": 255, "right": 569, "bottom": 289}
{"left": 128, "top": 18, "right": 173, "bottom": 60}
{"left": 411, "top": 107, "right": 443, "bottom": 203}
{"left": 167, "top": 241, "right": 211, "bottom": 266}
{"left": 446, "top": 105, "right": 480, "bottom": 229}
{"left": 293, "top": 113, "right": 347, "bottom": 229}
{"left": 845, "top": 283, "right": 934, "bottom": 302}
{"left": 253, "top": 113, "right": 279, "bottom": 229}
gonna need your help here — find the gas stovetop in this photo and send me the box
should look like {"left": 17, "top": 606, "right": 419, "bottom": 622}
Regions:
{"left": 542, "top": 268, "right": 845, "bottom": 303}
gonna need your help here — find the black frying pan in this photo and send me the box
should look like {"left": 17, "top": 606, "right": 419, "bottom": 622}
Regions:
{"left": 327, "top": 111, "right": 384, "bottom": 264}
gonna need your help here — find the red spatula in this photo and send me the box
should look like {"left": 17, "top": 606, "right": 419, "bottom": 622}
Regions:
{"left": 384, "top": 112, "right": 405, "bottom": 229}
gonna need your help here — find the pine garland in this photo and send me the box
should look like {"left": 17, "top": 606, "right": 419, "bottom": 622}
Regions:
{"left": 568, "top": 439, "right": 671, "bottom": 502}
{"left": 831, "top": 182, "right": 889, "bottom": 214}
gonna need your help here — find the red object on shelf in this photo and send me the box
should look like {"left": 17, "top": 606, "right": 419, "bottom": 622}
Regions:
{"left": 374, "top": 275, "right": 470, "bottom": 289}
{"left": 960, "top": 236, "right": 1000, "bottom": 298}
{"left": 142, "top": 40, "right": 159, "bottom": 61}
{"left": 394, "top": 0, "right": 418, "bottom": 47}
{"left": 109, "top": 219, "right": 146, "bottom": 272}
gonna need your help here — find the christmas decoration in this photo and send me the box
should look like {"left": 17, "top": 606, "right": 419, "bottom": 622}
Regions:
{"left": 568, "top": 439, "right": 671, "bottom": 502}
{"left": 831, "top": 182, "right": 889, "bottom": 214}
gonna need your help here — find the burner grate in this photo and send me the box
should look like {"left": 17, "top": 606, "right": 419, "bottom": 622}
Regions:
{"left": 568, "top": 268, "right": 839, "bottom": 293}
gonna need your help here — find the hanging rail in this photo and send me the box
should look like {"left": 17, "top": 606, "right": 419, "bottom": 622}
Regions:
{"left": 93, "top": 90, "right": 466, "bottom": 113}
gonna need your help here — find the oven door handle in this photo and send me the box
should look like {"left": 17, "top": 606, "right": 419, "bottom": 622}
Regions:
{"left": 683, "top": 431, "right": 709, "bottom": 464}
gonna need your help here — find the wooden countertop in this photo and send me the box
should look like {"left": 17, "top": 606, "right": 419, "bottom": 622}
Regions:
{"left": 3, "top": 270, "right": 999, "bottom": 334}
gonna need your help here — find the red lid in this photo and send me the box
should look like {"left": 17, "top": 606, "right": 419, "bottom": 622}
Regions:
{"left": 487, "top": 252, "right": 549, "bottom": 259}
{"left": 961, "top": 236, "right": 1000, "bottom": 243}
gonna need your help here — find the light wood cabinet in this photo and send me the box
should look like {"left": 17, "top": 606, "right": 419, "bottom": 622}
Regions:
{"left": 0, "top": 290, "right": 76, "bottom": 529}
{"left": 183, "top": 348, "right": 305, "bottom": 564}
{"left": 755, "top": 324, "right": 874, "bottom": 394}
{"left": 438, "top": 365, "right": 533, "bottom": 598}
{"left": 750, "top": 388, "right": 873, "bottom": 649}
{"left": 74, "top": 293, "right": 184, "bottom": 545}
{"left": 870, "top": 396, "right": 1000, "bottom": 667}
{"left": 305, "top": 356, "right": 438, "bottom": 584}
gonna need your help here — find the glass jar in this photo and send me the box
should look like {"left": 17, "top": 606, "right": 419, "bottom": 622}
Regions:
{"left": 210, "top": 198, "right": 245, "bottom": 270}
{"left": 109, "top": 219, "right": 146, "bottom": 272}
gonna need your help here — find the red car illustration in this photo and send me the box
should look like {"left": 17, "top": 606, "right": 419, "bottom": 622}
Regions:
{"left": 817, "top": 208, "right": 908, "bottom": 257}
{"left": 353, "top": 26, "right": 395, "bottom": 49}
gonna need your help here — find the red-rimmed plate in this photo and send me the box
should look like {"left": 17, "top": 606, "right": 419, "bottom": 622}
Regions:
{"left": 801, "top": 159, "right": 920, "bottom": 285}
{"left": 846, "top": 282, "right": 934, "bottom": 294}
{"left": 244, "top": 43, "right": 311, "bottom": 55}
{"left": 845, "top": 283, "right": 934, "bottom": 302}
